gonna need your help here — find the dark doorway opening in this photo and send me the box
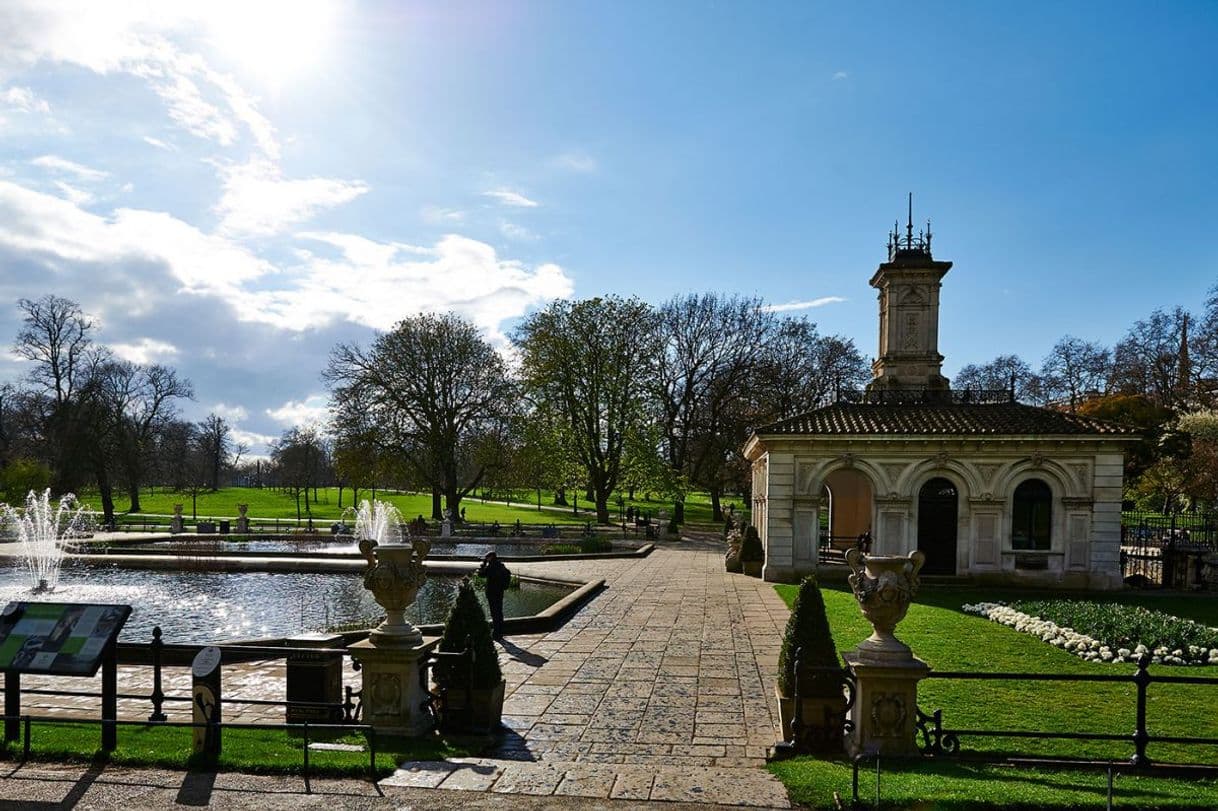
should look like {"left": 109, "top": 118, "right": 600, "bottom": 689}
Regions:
{"left": 918, "top": 477, "right": 958, "bottom": 575}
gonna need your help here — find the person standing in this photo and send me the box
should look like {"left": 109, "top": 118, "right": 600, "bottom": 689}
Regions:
{"left": 478, "top": 551, "right": 511, "bottom": 640}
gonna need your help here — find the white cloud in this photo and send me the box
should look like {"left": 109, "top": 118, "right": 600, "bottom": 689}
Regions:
{"left": 274, "top": 231, "right": 574, "bottom": 337}
{"left": 51, "top": 180, "right": 94, "bottom": 206}
{"left": 0, "top": 179, "right": 272, "bottom": 297}
{"left": 421, "top": 204, "right": 465, "bottom": 224}
{"left": 141, "top": 135, "right": 175, "bottom": 151}
{"left": 552, "top": 151, "right": 597, "bottom": 173}
{"left": 211, "top": 402, "right": 248, "bottom": 422}
{"left": 214, "top": 159, "right": 369, "bottom": 237}
{"left": 482, "top": 188, "right": 539, "bottom": 208}
{"left": 499, "top": 220, "right": 538, "bottom": 242}
{"left": 231, "top": 427, "right": 277, "bottom": 449}
{"left": 832, "top": 71, "right": 849, "bottom": 80}
{"left": 109, "top": 337, "right": 179, "bottom": 364}
{"left": 762, "top": 297, "right": 847, "bottom": 313}
{"left": 266, "top": 394, "right": 330, "bottom": 427}
{"left": 31, "top": 154, "right": 108, "bottom": 182}
{"left": 0, "top": 86, "right": 50, "bottom": 114}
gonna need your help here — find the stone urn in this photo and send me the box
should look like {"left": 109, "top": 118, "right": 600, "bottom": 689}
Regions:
{"left": 845, "top": 548, "right": 925, "bottom": 664}
{"left": 359, "top": 537, "right": 431, "bottom": 646}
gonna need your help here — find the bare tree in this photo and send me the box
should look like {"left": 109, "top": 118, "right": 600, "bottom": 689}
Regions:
{"left": 516, "top": 297, "right": 660, "bottom": 524}
{"left": 954, "top": 354, "right": 1041, "bottom": 402}
{"left": 755, "top": 318, "right": 870, "bottom": 419}
{"left": 196, "top": 413, "right": 233, "bottom": 491}
{"left": 1040, "top": 336, "right": 1112, "bottom": 412}
{"left": 1112, "top": 308, "right": 1192, "bottom": 410}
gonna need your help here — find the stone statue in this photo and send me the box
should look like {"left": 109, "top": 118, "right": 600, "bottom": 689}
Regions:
{"left": 440, "top": 510, "right": 453, "bottom": 538}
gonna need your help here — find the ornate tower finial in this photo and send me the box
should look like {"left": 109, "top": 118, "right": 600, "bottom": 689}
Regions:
{"left": 906, "top": 192, "right": 914, "bottom": 242}
{"left": 887, "top": 194, "right": 933, "bottom": 261}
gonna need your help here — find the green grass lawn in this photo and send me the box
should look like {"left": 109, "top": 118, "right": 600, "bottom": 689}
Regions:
{"left": 771, "top": 582, "right": 1218, "bottom": 808}
{"left": 0, "top": 720, "right": 474, "bottom": 777}
{"left": 769, "top": 758, "right": 1218, "bottom": 810}
{"left": 83, "top": 486, "right": 746, "bottom": 528}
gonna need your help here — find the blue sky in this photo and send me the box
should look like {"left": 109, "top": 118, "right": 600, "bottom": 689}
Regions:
{"left": 0, "top": 1, "right": 1215, "bottom": 453}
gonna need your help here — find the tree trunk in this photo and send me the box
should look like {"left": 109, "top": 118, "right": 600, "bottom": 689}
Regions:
{"left": 337, "top": 484, "right": 344, "bottom": 510}
{"left": 431, "top": 487, "right": 443, "bottom": 520}
{"left": 595, "top": 492, "right": 610, "bottom": 524}
{"left": 127, "top": 483, "right": 142, "bottom": 514}
{"left": 192, "top": 490, "right": 198, "bottom": 521}
{"left": 628, "top": 486, "right": 635, "bottom": 500}
{"left": 96, "top": 467, "right": 116, "bottom": 526}
{"left": 710, "top": 487, "right": 723, "bottom": 523}
{"left": 295, "top": 491, "right": 302, "bottom": 520}
{"left": 674, "top": 499, "right": 685, "bottom": 525}
{"left": 537, "top": 487, "right": 542, "bottom": 510}
{"left": 554, "top": 487, "right": 568, "bottom": 506}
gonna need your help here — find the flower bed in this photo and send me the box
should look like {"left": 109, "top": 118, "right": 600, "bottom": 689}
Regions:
{"left": 963, "top": 600, "right": 1218, "bottom": 666}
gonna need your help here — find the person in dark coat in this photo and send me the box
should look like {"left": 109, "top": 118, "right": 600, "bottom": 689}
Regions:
{"left": 478, "top": 551, "right": 511, "bottom": 639}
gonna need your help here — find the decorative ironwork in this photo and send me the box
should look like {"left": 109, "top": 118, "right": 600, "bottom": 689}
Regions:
{"left": 887, "top": 192, "right": 933, "bottom": 261}
{"left": 835, "top": 387, "right": 1016, "bottom": 405}
{"left": 772, "top": 653, "right": 855, "bottom": 759}
{"left": 914, "top": 706, "right": 959, "bottom": 755}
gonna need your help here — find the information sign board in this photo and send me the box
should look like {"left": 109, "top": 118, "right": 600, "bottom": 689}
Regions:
{"left": 0, "top": 602, "right": 132, "bottom": 677}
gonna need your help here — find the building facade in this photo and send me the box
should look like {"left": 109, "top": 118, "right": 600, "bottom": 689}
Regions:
{"left": 744, "top": 211, "right": 1136, "bottom": 589}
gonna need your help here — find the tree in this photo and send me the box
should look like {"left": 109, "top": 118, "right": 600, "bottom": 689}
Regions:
{"left": 271, "top": 426, "right": 326, "bottom": 522}
{"left": 755, "top": 318, "right": 869, "bottom": 420}
{"left": 325, "top": 313, "right": 517, "bottom": 521}
{"left": 196, "top": 413, "right": 237, "bottom": 491}
{"left": 516, "top": 297, "right": 661, "bottom": 524}
{"left": 654, "top": 294, "right": 772, "bottom": 522}
{"left": 1039, "top": 336, "right": 1111, "bottom": 412}
{"left": 93, "top": 360, "right": 192, "bottom": 512}
{"left": 1112, "top": 307, "right": 1193, "bottom": 411}
{"left": 953, "top": 354, "right": 1041, "bottom": 402}
{"left": 12, "top": 295, "right": 96, "bottom": 492}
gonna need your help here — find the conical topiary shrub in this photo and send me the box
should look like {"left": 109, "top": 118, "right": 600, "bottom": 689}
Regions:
{"left": 739, "top": 525, "right": 764, "bottom": 576}
{"left": 775, "top": 575, "right": 846, "bottom": 750}
{"left": 434, "top": 577, "right": 502, "bottom": 691}
{"left": 777, "top": 574, "right": 840, "bottom": 696}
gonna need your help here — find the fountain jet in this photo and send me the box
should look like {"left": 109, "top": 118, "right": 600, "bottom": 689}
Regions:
{"left": 0, "top": 489, "right": 88, "bottom": 593}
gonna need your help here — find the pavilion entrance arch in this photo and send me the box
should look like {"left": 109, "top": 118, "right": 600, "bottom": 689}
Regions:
{"left": 823, "top": 468, "right": 875, "bottom": 557}
{"left": 917, "top": 477, "right": 959, "bottom": 575}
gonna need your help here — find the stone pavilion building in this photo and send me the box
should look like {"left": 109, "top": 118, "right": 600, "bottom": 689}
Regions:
{"left": 743, "top": 209, "right": 1137, "bottom": 589}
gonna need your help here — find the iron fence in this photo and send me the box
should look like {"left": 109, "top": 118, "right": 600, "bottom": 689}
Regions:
{"left": 1120, "top": 512, "right": 1218, "bottom": 588}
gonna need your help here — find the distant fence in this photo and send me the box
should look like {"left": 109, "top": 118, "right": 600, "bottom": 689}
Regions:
{"left": 1121, "top": 511, "right": 1218, "bottom": 589}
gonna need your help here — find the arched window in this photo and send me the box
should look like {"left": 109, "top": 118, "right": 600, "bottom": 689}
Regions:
{"left": 1012, "top": 479, "right": 1052, "bottom": 550}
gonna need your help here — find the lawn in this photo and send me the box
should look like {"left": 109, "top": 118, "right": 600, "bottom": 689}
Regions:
{"left": 0, "top": 720, "right": 474, "bottom": 778}
{"left": 771, "top": 582, "right": 1218, "bottom": 808}
{"left": 81, "top": 486, "right": 746, "bottom": 529}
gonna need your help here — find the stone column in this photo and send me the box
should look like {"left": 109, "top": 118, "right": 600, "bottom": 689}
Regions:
{"left": 348, "top": 636, "right": 440, "bottom": 735}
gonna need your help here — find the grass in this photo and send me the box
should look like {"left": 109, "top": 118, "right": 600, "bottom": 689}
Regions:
{"left": 769, "top": 758, "right": 1218, "bottom": 810}
{"left": 81, "top": 486, "right": 748, "bottom": 529}
{"left": 0, "top": 720, "right": 475, "bottom": 777}
{"left": 770, "top": 582, "right": 1218, "bottom": 808}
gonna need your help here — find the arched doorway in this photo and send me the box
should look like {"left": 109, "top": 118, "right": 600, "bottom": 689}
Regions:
{"left": 918, "top": 477, "right": 958, "bottom": 575}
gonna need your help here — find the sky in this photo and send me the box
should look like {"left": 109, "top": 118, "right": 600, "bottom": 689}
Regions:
{"left": 0, "top": 0, "right": 1216, "bottom": 454}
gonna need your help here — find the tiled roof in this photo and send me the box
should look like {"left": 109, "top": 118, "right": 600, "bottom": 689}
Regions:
{"left": 756, "top": 402, "right": 1138, "bottom": 437}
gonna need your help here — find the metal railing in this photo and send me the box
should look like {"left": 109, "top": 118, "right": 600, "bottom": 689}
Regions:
{"left": 913, "top": 654, "right": 1218, "bottom": 768}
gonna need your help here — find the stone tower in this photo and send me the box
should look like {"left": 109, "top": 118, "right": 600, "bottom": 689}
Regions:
{"left": 867, "top": 195, "right": 953, "bottom": 392}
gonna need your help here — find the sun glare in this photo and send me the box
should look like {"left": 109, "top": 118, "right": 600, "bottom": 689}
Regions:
{"left": 204, "top": 0, "right": 337, "bottom": 88}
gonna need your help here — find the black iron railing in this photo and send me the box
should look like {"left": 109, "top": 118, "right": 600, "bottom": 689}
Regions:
{"left": 834, "top": 388, "right": 1016, "bottom": 406}
{"left": 914, "top": 655, "right": 1218, "bottom": 767}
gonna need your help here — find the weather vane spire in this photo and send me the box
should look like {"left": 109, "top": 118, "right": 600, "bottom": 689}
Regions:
{"left": 887, "top": 193, "right": 934, "bottom": 261}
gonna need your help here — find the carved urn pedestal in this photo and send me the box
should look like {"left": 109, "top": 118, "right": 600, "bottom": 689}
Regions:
{"left": 351, "top": 537, "right": 438, "bottom": 736}
{"left": 349, "top": 636, "right": 440, "bottom": 736}
{"left": 843, "top": 548, "right": 931, "bottom": 758}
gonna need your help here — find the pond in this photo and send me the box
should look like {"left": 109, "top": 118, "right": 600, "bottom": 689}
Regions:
{"left": 112, "top": 538, "right": 608, "bottom": 557}
{"left": 0, "top": 559, "right": 570, "bottom": 644}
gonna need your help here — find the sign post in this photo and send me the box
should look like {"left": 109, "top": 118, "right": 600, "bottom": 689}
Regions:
{"left": 192, "top": 646, "right": 222, "bottom": 757}
{"left": 0, "top": 602, "right": 132, "bottom": 751}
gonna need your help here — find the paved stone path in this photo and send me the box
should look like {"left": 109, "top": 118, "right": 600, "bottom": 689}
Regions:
{"left": 1, "top": 536, "right": 796, "bottom": 807}
{"left": 385, "top": 538, "right": 794, "bottom": 806}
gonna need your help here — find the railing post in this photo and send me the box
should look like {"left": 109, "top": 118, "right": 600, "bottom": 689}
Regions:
{"left": 1131, "top": 654, "right": 1152, "bottom": 767}
{"left": 4, "top": 671, "right": 19, "bottom": 744}
{"left": 148, "top": 627, "right": 167, "bottom": 723}
{"left": 303, "top": 720, "right": 311, "bottom": 794}
{"left": 790, "top": 646, "right": 804, "bottom": 748}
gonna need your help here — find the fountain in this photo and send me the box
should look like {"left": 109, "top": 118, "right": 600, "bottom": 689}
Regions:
{"left": 348, "top": 498, "right": 440, "bottom": 735}
{"left": 0, "top": 489, "right": 88, "bottom": 593}
{"left": 354, "top": 499, "right": 430, "bottom": 644}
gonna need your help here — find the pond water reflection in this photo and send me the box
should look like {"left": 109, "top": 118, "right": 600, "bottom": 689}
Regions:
{"left": 0, "top": 559, "right": 569, "bottom": 644}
